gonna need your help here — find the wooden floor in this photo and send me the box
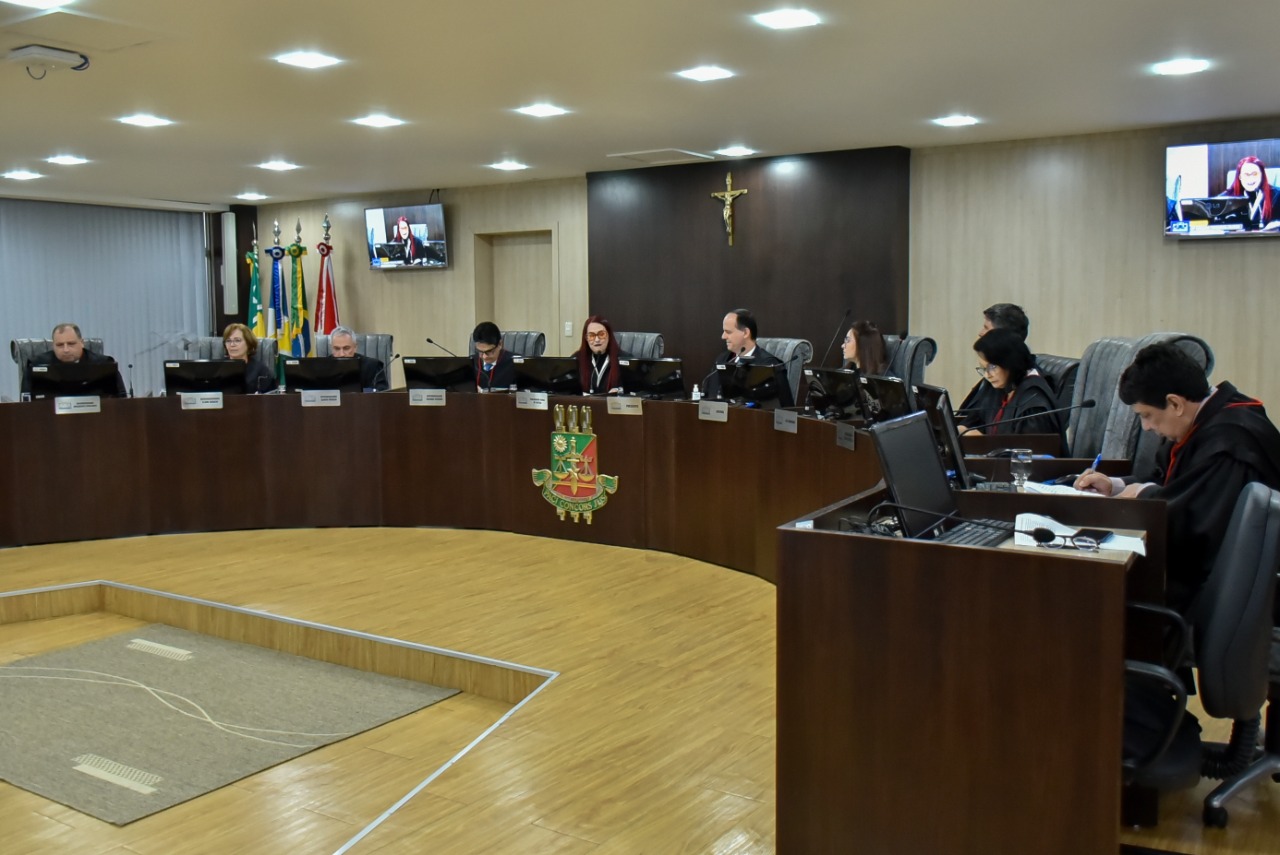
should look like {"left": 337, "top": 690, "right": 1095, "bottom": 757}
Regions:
{"left": 0, "top": 528, "right": 1276, "bottom": 854}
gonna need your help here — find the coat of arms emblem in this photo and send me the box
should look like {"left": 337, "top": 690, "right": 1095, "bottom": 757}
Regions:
{"left": 531, "top": 404, "right": 618, "bottom": 523}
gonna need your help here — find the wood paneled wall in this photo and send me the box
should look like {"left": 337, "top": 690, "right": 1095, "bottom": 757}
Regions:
{"left": 586, "top": 148, "right": 910, "bottom": 380}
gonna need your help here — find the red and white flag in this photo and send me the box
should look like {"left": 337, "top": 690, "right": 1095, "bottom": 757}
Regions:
{"left": 314, "top": 240, "right": 340, "bottom": 336}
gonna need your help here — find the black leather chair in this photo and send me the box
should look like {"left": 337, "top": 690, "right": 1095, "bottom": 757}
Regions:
{"left": 1033, "top": 352, "right": 1080, "bottom": 408}
{"left": 1123, "top": 482, "right": 1280, "bottom": 827}
{"left": 882, "top": 334, "right": 937, "bottom": 386}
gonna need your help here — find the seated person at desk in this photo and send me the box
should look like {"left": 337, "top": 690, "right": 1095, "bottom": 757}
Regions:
{"left": 21, "top": 322, "right": 126, "bottom": 398}
{"left": 223, "top": 323, "right": 277, "bottom": 394}
{"left": 704, "top": 308, "right": 794, "bottom": 407}
{"left": 956, "top": 302, "right": 1031, "bottom": 430}
{"left": 1074, "top": 342, "right": 1280, "bottom": 612}
{"left": 329, "top": 325, "right": 389, "bottom": 392}
{"left": 965, "top": 328, "right": 1065, "bottom": 452}
{"left": 392, "top": 216, "right": 428, "bottom": 262}
{"left": 842, "top": 319, "right": 889, "bottom": 375}
{"left": 472, "top": 321, "right": 516, "bottom": 392}
{"left": 573, "top": 316, "right": 630, "bottom": 395}
{"left": 1219, "top": 156, "right": 1280, "bottom": 232}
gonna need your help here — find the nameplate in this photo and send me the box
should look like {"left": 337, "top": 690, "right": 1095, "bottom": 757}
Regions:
{"left": 54, "top": 396, "right": 102, "bottom": 415}
{"left": 836, "top": 423, "right": 857, "bottom": 451}
{"left": 516, "top": 391, "right": 549, "bottom": 411}
{"left": 607, "top": 397, "right": 643, "bottom": 416}
{"left": 409, "top": 389, "right": 447, "bottom": 407}
{"left": 773, "top": 410, "right": 798, "bottom": 434}
{"left": 698, "top": 401, "right": 729, "bottom": 423}
{"left": 179, "top": 392, "right": 224, "bottom": 410}
{"left": 301, "top": 390, "right": 342, "bottom": 407}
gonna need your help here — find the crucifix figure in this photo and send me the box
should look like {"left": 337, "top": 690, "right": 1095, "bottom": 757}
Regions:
{"left": 711, "top": 172, "right": 748, "bottom": 246}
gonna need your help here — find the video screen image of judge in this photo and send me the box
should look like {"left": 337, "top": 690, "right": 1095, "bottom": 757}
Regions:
{"left": 282, "top": 357, "right": 363, "bottom": 393}
{"left": 163, "top": 360, "right": 247, "bottom": 395}
{"left": 1165, "top": 138, "right": 1280, "bottom": 238}
{"left": 364, "top": 203, "right": 449, "bottom": 269}
{"left": 715, "top": 362, "right": 789, "bottom": 407}
{"left": 27, "top": 359, "right": 122, "bottom": 399}
{"left": 402, "top": 356, "right": 475, "bottom": 392}
{"left": 869, "top": 411, "right": 962, "bottom": 540}
{"left": 617, "top": 358, "right": 685, "bottom": 399}
{"left": 513, "top": 357, "right": 580, "bottom": 395}
{"left": 858, "top": 374, "right": 914, "bottom": 424}
{"left": 913, "top": 383, "right": 974, "bottom": 489}
{"left": 804, "top": 366, "right": 868, "bottom": 420}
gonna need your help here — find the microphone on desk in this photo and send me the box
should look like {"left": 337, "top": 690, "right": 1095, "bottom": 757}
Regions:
{"left": 964, "top": 399, "right": 1096, "bottom": 434}
{"left": 425, "top": 338, "right": 458, "bottom": 357}
{"left": 867, "top": 500, "right": 1060, "bottom": 545}
{"left": 817, "top": 308, "right": 852, "bottom": 368}
{"left": 126, "top": 362, "right": 135, "bottom": 399}
{"left": 372, "top": 353, "right": 401, "bottom": 391}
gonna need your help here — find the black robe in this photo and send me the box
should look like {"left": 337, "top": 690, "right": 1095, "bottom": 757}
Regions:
{"left": 956, "top": 378, "right": 1002, "bottom": 430}
{"left": 22, "top": 348, "right": 126, "bottom": 398}
{"left": 242, "top": 359, "right": 278, "bottom": 394}
{"left": 473, "top": 350, "right": 516, "bottom": 392}
{"left": 704, "top": 345, "right": 794, "bottom": 408}
{"left": 355, "top": 354, "right": 389, "bottom": 392}
{"left": 1128, "top": 382, "right": 1280, "bottom": 611}
{"left": 987, "top": 374, "right": 1066, "bottom": 454}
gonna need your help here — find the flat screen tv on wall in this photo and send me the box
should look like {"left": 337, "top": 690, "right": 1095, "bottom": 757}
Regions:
{"left": 1166, "top": 138, "right": 1280, "bottom": 238}
{"left": 365, "top": 203, "right": 448, "bottom": 268}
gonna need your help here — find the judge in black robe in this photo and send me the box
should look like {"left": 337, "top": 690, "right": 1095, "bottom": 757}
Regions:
{"left": 970, "top": 329, "right": 1065, "bottom": 453}
{"left": 703, "top": 308, "right": 795, "bottom": 408}
{"left": 471, "top": 321, "right": 516, "bottom": 392}
{"left": 573, "top": 316, "right": 632, "bottom": 395}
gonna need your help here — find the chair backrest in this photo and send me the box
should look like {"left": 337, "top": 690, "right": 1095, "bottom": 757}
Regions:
{"left": 469, "top": 330, "right": 546, "bottom": 358}
{"left": 11, "top": 337, "right": 105, "bottom": 388}
{"left": 1192, "top": 482, "right": 1280, "bottom": 720}
{"left": 1123, "top": 333, "right": 1214, "bottom": 469}
{"left": 614, "top": 331, "right": 665, "bottom": 359}
{"left": 1034, "top": 353, "right": 1081, "bottom": 408}
{"left": 882, "top": 334, "right": 937, "bottom": 386}
{"left": 190, "top": 335, "right": 278, "bottom": 371}
{"left": 755, "top": 336, "right": 813, "bottom": 404}
{"left": 314, "top": 332, "right": 395, "bottom": 369}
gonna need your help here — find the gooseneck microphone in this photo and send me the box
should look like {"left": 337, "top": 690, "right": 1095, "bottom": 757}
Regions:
{"left": 818, "top": 308, "right": 853, "bottom": 368}
{"left": 965, "top": 399, "right": 1096, "bottom": 434}
{"left": 126, "top": 362, "right": 135, "bottom": 398}
{"left": 425, "top": 337, "right": 458, "bottom": 357}
{"left": 372, "top": 353, "right": 401, "bottom": 391}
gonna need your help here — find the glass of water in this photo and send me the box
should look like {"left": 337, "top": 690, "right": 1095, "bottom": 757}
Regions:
{"left": 1009, "top": 448, "right": 1033, "bottom": 488}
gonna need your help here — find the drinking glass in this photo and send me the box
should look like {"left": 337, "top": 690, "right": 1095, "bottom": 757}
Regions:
{"left": 1009, "top": 448, "right": 1033, "bottom": 488}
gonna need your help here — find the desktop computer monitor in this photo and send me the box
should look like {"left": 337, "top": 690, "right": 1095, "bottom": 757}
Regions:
{"left": 859, "top": 374, "right": 915, "bottom": 423}
{"left": 714, "top": 362, "right": 789, "bottom": 407}
{"left": 513, "top": 356, "right": 580, "bottom": 395}
{"left": 804, "top": 366, "right": 868, "bottom": 420}
{"left": 27, "top": 359, "right": 123, "bottom": 399}
{"left": 868, "top": 411, "right": 960, "bottom": 539}
{"left": 163, "top": 360, "right": 247, "bottom": 395}
{"left": 913, "top": 383, "right": 974, "bottom": 489}
{"left": 282, "top": 357, "right": 363, "bottom": 393}
{"left": 617, "top": 357, "right": 685, "bottom": 399}
{"left": 1177, "top": 196, "right": 1251, "bottom": 226}
{"left": 402, "top": 356, "right": 474, "bottom": 392}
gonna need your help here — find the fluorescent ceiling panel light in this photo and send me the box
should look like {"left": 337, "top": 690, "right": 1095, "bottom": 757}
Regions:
{"left": 353, "top": 114, "right": 404, "bottom": 128}
{"left": 3, "top": 170, "right": 42, "bottom": 180}
{"left": 1151, "top": 58, "right": 1210, "bottom": 76}
{"left": 46, "top": 155, "right": 88, "bottom": 165}
{"left": 516, "top": 103, "right": 568, "bottom": 118}
{"left": 258, "top": 160, "right": 299, "bottom": 171}
{"left": 677, "top": 65, "right": 734, "bottom": 82}
{"left": 1, "top": 1, "right": 72, "bottom": 9}
{"left": 236, "top": 192, "right": 268, "bottom": 201}
{"left": 275, "top": 51, "right": 341, "bottom": 69}
{"left": 119, "top": 114, "right": 172, "bottom": 127}
{"left": 715, "top": 146, "right": 756, "bottom": 157}
{"left": 932, "top": 114, "right": 979, "bottom": 127}
{"left": 752, "top": 9, "right": 821, "bottom": 29}
{"left": 489, "top": 160, "right": 529, "bottom": 171}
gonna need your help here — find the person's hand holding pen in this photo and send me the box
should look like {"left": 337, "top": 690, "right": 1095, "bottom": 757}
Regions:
{"left": 1072, "top": 453, "right": 1115, "bottom": 495}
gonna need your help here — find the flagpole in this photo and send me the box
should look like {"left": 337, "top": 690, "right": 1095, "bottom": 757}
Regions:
{"left": 315, "top": 212, "right": 340, "bottom": 337}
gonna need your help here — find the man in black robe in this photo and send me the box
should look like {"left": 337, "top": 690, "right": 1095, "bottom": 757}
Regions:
{"left": 1075, "top": 342, "right": 1280, "bottom": 612}
{"left": 703, "top": 307, "right": 794, "bottom": 408}
{"left": 329, "top": 326, "right": 390, "bottom": 392}
{"left": 471, "top": 321, "right": 516, "bottom": 392}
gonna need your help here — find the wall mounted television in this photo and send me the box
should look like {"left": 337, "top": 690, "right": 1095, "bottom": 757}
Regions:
{"left": 364, "top": 203, "right": 448, "bottom": 268}
{"left": 1165, "top": 138, "right": 1280, "bottom": 238}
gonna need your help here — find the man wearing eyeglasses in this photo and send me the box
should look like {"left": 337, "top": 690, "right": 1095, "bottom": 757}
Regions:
{"left": 471, "top": 321, "right": 516, "bottom": 392}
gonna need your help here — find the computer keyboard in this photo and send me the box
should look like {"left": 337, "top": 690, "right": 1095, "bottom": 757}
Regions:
{"left": 974, "top": 481, "right": 1017, "bottom": 492}
{"left": 935, "top": 519, "right": 1013, "bottom": 547}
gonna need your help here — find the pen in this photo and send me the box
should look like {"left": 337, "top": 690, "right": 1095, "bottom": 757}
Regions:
{"left": 1089, "top": 453, "right": 1102, "bottom": 472}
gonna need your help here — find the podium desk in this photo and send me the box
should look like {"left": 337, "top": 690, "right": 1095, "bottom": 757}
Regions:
{"left": 776, "top": 488, "right": 1167, "bottom": 854}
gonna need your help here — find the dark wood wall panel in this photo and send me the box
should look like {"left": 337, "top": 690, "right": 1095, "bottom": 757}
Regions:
{"left": 587, "top": 147, "right": 910, "bottom": 381}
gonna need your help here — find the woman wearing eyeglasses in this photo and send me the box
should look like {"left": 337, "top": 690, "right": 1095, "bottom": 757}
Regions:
{"left": 223, "top": 322, "right": 277, "bottom": 394}
{"left": 965, "top": 328, "right": 1065, "bottom": 452}
{"left": 840, "top": 319, "right": 889, "bottom": 375}
{"left": 573, "top": 316, "right": 631, "bottom": 395}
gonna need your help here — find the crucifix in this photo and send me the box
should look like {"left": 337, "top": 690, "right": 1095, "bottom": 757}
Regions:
{"left": 710, "top": 172, "right": 748, "bottom": 246}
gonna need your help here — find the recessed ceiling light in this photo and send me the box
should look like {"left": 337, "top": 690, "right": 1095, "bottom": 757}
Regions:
{"left": 715, "top": 146, "right": 756, "bottom": 157}
{"left": 752, "top": 9, "right": 821, "bottom": 30}
{"left": 1, "top": 1, "right": 72, "bottom": 9}
{"left": 489, "top": 160, "right": 529, "bottom": 171}
{"left": 3, "top": 170, "right": 42, "bottom": 181}
{"left": 353, "top": 114, "right": 404, "bottom": 128}
{"left": 275, "top": 51, "right": 341, "bottom": 69}
{"left": 236, "top": 192, "right": 268, "bottom": 201}
{"left": 1151, "top": 58, "right": 1211, "bottom": 76}
{"left": 932, "top": 114, "right": 980, "bottom": 127}
{"left": 516, "top": 103, "right": 569, "bottom": 118}
{"left": 119, "top": 114, "right": 172, "bottom": 127}
{"left": 46, "top": 155, "right": 88, "bottom": 165}
{"left": 677, "top": 65, "right": 734, "bottom": 82}
{"left": 258, "top": 160, "right": 299, "bottom": 171}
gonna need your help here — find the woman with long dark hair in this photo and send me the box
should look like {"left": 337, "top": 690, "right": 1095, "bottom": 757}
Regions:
{"left": 841, "top": 320, "right": 889, "bottom": 375}
{"left": 1223, "top": 156, "right": 1280, "bottom": 231}
{"left": 574, "top": 316, "right": 630, "bottom": 394}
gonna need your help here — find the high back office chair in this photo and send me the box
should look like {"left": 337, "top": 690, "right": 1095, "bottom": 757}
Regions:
{"left": 1124, "top": 333, "right": 1214, "bottom": 472}
{"left": 1033, "top": 353, "right": 1081, "bottom": 408}
{"left": 314, "top": 332, "right": 395, "bottom": 370}
{"left": 468, "top": 330, "right": 546, "bottom": 358}
{"left": 613, "top": 331, "right": 665, "bottom": 359}
{"left": 1123, "top": 482, "right": 1280, "bottom": 827}
{"left": 11, "top": 337, "right": 106, "bottom": 390}
{"left": 189, "top": 335, "right": 279, "bottom": 372}
{"left": 755, "top": 337, "right": 813, "bottom": 406}
{"left": 882, "top": 334, "right": 937, "bottom": 386}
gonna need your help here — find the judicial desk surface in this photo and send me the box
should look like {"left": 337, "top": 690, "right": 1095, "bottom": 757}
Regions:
{"left": 0, "top": 393, "right": 879, "bottom": 581}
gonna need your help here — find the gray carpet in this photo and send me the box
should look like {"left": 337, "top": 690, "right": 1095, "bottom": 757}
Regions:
{"left": 0, "top": 624, "right": 458, "bottom": 825}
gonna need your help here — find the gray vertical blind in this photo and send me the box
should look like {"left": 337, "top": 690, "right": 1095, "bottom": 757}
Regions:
{"left": 0, "top": 198, "right": 211, "bottom": 399}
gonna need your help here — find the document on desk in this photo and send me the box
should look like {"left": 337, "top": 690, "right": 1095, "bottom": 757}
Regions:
{"left": 1014, "top": 513, "right": 1145, "bottom": 556}
{"left": 1022, "top": 482, "right": 1102, "bottom": 497}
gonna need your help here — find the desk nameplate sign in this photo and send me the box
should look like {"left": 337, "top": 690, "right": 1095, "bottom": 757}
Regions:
{"left": 54, "top": 396, "right": 102, "bottom": 415}
{"left": 301, "top": 390, "right": 342, "bottom": 407}
{"left": 698, "top": 401, "right": 729, "bottom": 423}
{"left": 180, "top": 392, "right": 224, "bottom": 410}
{"left": 409, "top": 389, "right": 447, "bottom": 407}
{"left": 516, "top": 391, "right": 549, "bottom": 411}
{"left": 773, "top": 410, "right": 798, "bottom": 434}
{"left": 607, "top": 397, "right": 643, "bottom": 416}
{"left": 836, "top": 423, "right": 857, "bottom": 451}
